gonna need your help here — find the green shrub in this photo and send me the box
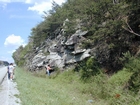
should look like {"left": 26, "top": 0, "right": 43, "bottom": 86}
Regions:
{"left": 77, "top": 57, "right": 101, "bottom": 81}
{"left": 128, "top": 71, "right": 140, "bottom": 93}
{"left": 120, "top": 52, "right": 140, "bottom": 93}
{"left": 120, "top": 51, "right": 140, "bottom": 72}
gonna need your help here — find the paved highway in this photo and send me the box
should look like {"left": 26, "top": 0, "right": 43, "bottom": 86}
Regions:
{"left": 0, "top": 66, "right": 7, "bottom": 84}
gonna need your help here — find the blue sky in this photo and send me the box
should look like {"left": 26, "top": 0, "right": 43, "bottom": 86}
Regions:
{"left": 0, "top": 0, "right": 66, "bottom": 63}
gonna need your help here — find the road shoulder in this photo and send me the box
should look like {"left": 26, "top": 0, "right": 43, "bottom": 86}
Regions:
{"left": 0, "top": 74, "right": 21, "bottom": 105}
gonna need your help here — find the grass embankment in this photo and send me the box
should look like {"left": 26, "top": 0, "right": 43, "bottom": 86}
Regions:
{"left": 15, "top": 67, "right": 140, "bottom": 105}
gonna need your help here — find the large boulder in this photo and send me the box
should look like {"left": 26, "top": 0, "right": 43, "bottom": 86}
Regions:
{"left": 31, "top": 52, "right": 47, "bottom": 70}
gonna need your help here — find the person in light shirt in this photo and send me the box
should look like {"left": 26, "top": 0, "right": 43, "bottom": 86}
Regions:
{"left": 8, "top": 63, "right": 15, "bottom": 80}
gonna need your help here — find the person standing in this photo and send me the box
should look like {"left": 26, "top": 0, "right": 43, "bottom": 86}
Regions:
{"left": 7, "top": 64, "right": 10, "bottom": 80}
{"left": 45, "top": 65, "right": 52, "bottom": 76}
{"left": 9, "top": 63, "right": 15, "bottom": 80}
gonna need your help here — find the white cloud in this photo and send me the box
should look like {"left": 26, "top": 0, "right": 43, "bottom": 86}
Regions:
{"left": 0, "top": 0, "right": 10, "bottom": 2}
{"left": 25, "top": 0, "right": 32, "bottom": 3}
{"left": 0, "top": 0, "right": 66, "bottom": 15}
{"left": 25, "top": 0, "right": 41, "bottom": 4}
{"left": 28, "top": 2, "right": 52, "bottom": 14}
{"left": 28, "top": 0, "right": 66, "bottom": 15}
{"left": 0, "top": 0, "right": 65, "bottom": 5}
{"left": 4, "top": 34, "right": 26, "bottom": 47}
{"left": 55, "top": 0, "right": 65, "bottom": 5}
{"left": 0, "top": 0, "right": 23, "bottom": 3}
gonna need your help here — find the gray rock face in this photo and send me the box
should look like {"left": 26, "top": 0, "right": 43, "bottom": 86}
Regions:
{"left": 29, "top": 53, "right": 47, "bottom": 71}
{"left": 25, "top": 21, "right": 91, "bottom": 71}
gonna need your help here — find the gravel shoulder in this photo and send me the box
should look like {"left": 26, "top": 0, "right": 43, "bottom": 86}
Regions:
{"left": 0, "top": 74, "right": 21, "bottom": 105}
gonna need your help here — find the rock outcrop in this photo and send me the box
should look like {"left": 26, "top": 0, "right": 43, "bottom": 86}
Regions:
{"left": 11, "top": 17, "right": 93, "bottom": 71}
{"left": 25, "top": 28, "right": 91, "bottom": 71}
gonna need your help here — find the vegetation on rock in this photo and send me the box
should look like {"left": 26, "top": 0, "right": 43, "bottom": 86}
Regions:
{"left": 13, "top": 0, "right": 140, "bottom": 94}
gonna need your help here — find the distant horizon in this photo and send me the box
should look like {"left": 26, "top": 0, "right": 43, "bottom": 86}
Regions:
{"left": 0, "top": 60, "right": 15, "bottom": 63}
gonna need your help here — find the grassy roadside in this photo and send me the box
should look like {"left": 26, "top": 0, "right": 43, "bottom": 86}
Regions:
{"left": 14, "top": 67, "right": 94, "bottom": 105}
{"left": 14, "top": 67, "right": 140, "bottom": 105}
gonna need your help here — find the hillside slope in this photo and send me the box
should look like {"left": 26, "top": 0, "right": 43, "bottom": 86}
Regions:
{"left": 13, "top": 0, "right": 140, "bottom": 72}
{"left": 12, "top": 0, "right": 140, "bottom": 96}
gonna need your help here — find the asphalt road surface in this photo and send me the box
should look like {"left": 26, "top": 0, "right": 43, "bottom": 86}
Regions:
{"left": 0, "top": 66, "right": 7, "bottom": 84}
{"left": 0, "top": 66, "right": 21, "bottom": 105}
